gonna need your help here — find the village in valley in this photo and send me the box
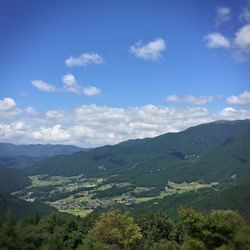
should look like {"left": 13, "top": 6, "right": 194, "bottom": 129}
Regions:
{"left": 13, "top": 174, "right": 218, "bottom": 217}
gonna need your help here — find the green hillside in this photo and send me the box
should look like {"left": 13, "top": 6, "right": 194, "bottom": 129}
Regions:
{"left": 2, "top": 119, "right": 250, "bottom": 222}
{"left": 0, "top": 167, "right": 31, "bottom": 193}
{"left": 27, "top": 120, "right": 250, "bottom": 188}
{"left": 123, "top": 183, "right": 250, "bottom": 218}
{"left": 0, "top": 143, "right": 86, "bottom": 158}
{"left": 0, "top": 155, "right": 44, "bottom": 169}
{"left": 0, "top": 194, "right": 57, "bottom": 220}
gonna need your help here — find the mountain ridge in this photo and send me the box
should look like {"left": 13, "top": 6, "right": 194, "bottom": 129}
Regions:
{"left": 25, "top": 119, "right": 250, "bottom": 187}
{"left": 0, "top": 143, "right": 89, "bottom": 158}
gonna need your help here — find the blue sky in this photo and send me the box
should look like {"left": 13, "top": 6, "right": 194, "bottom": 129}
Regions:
{"left": 0, "top": 0, "right": 250, "bottom": 147}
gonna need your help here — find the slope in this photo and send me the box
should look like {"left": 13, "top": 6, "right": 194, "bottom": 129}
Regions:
{"left": 123, "top": 182, "right": 250, "bottom": 219}
{"left": 0, "top": 167, "right": 31, "bottom": 193}
{"left": 27, "top": 120, "right": 250, "bottom": 188}
{"left": 0, "top": 194, "right": 57, "bottom": 220}
{"left": 0, "top": 143, "right": 87, "bottom": 158}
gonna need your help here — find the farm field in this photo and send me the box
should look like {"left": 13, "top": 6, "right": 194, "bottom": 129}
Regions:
{"left": 13, "top": 174, "right": 219, "bottom": 216}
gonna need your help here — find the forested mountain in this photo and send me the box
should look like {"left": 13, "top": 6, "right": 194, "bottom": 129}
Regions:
{"left": 27, "top": 120, "right": 250, "bottom": 187}
{"left": 0, "top": 143, "right": 87, "bottom": 158}
{"left": 0, "top": 194, "right": 57, "bottom": 220}
{"left": 0, "top": 155, "right": 44, "bottom": 169}
{"left": 122, "top": 182, "right": 250, "bottom": 219}
{"left": 0, "top": 167, "right": 31, "bottom": 193}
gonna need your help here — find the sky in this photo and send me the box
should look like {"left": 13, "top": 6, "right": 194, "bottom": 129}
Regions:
{"left": 0, "top": 0, "right": 250, "bottom": 147}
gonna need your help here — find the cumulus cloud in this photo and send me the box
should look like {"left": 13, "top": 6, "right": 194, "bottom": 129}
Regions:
{"left": 0, "top": 97, "right": 21, "bottom": 121}
{"left": 218, "top": 107, "right": 250, "bottom": 119}
{"left": 0, "top": 97, "right": 16, "bottom": 111}
{"left": 0, "top": 121, "right": 28, "bottom": 140}
{"left": 62, "top": 73, "right": 77, "bottom": 87}
{"left": 166, "top": 95, "right": 214, "bottom": 105}
{"left": 205, "top": 7, "right": 250, "bottom": 63}
{"left": 62, "top": 73, "right": 81, "bottom": 93}
{"left": 215, "top": 6, "right": 231, "bottom": 26}
{"left": 65, "top": 52, "right": 103, "bottom": 67}
{"left": 83, "top": 86, "right": 101, "bottom": 96}
{"left": 232, "top": 24, "right": 250, "bottom": 63}
{"left": 204, "top": 32, "right": 231, "bottom": 48}
{"left": 235, "top": 24, "right": 250, "bottom": 50}
{"left": 32, "top": 80, "right": 58, "bottom": 92}
{"left": 31, "top": 125, "right": 71, "bottom": 143}
{"left": 130, "top": 38, "right": 166, "bottom": 60}
{"left": 61, "top": 73, "right": 101, "bottom": 96}
{"left": 227, "top": 91, "right": 250, "bottom": 104}
{"left": 1, "top": 102, "right": 250, "bottom": 147}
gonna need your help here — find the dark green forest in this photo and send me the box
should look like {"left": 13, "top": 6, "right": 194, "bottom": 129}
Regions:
{"left": 1, "top": 208, "right": 249, "bottom": 250}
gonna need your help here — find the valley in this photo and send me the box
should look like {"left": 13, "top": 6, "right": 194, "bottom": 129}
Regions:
{"left": 1, "top": 120, "right": 250, "bottom": 219}
{"left": 13, "top": 174, "right": 218, "bottom": 217}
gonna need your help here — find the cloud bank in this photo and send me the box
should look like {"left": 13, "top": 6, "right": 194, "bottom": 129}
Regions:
{"left": 227, "top": 90, "right": 250, "bottom": 104}
{"left": 0, "top": 98, "right": 249, "bottom": 147}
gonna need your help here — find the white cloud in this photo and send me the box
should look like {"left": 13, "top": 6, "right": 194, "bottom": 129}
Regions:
{"left": 218, "top": 107, "right": 250, "bottom": 120}
{"left": 1, "top": 103, "right": 250, "bottom": 147}
{"left": 165, "top": 95, "right": 179, "bottom": 102}
{"left": 32, "top": 80, "right": 58, "bottom": 92}
{"left": 0, "top": 97, "right": 16, "bottom": 111}
{"left": 166, "top": 95, "right": 214, "bottom": 105}
{"left": 26, "top": 107, "right": 37, "bottom": 115}
{"left": 239, "top": 7, "right": 250, "bottom": 23}
{"left": 130, "top": 38, "right": 166, "bottom": 60}
{"left": 235, "top": 24, "right": 250, "bottom": 50}
{"left": 31, "top": 75, "right": 101, "bottom": 96}
{"left": 62, "top": 73, "right": 77, "bottom": 87}
{"left": 0, "top": 97, "right": 21, "bottom": 121}
{"left": 62, "top": 73, "right": 81, "bottom": 93}
{"left": 31, "top": 125, "right": 71, "bottom": 143}
{"left": 46, "top": 110, "right": 64, "bottom": 120}
{"left": 65, "top": 52, "right": 103, "bottom": 67}
{"left": 204, "top": 33, "right": 231, "bottom": 48}
{"left": 215, "top": 6, "right": 231, "bottom": 26}
{"left": 0, "top": 121, "right": 28, "bottom": 140}
{"left": 83, "top": 86, "right": 101, "bottom": 96}
{"left": 61, "top": 73, "right": 101, "bottom": 96}
{"left": 227, "top": 91, "right": 250, "bottom": 104}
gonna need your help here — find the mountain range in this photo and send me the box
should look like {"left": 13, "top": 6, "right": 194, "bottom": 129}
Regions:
{"left": 26, "top": 119, "right": 250, "bottom": 187}
{"left": 0, "top": 119, "right": 250, "bottom": 220}
{"left": 0, "top": 143, "right": 87, "bottom": 158}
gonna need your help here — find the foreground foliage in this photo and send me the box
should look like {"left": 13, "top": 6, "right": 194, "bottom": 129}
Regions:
{"left": 0, "top": 208, "right": 249, "bottom": 250}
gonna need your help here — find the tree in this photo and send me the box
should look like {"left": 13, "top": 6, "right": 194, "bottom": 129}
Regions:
{"left": 90, "top": 209, "right": 142, "bottom": 250}
{"left": 152, "top": 240, "right": 180, "bottom": 250}
{"left": 205, "top": 210, "right": 245, "bottom": 249}
{"left": 180, "top": 237, "right": 206, "bottom": 250}
{"left": 217, "top": 225, "right": 250, "bottom": 250}
{"left": 178, "top": 208, "right": 207, "bottom": 241}
{"left": 81, "top": 236, "right": 112, "bottom": 250}
{"left": 138, "top": 212, "right": 174, "bottom": 243}
{"left": 0, "top": 213, "right": 21, "bottom": 250}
